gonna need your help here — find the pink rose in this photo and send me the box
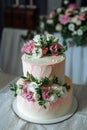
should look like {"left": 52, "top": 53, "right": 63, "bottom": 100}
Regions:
{"left": 59, "top": 15, "right": 70, "bottom": 25}
{"left": 22, "top": 85, "right": 34, "bottom": 101}
{"left": 21, "top": 40, "right": 35, "bottom": 54}
{"left": 26, "top": 91, "right": 34, "bottom": 101}
{"left": 49, "top": 10, "right": 56, "bottom": 18}
{"left": 50, "top": 43, "right": 58, "bottom": 55}
{"left": 77, "top": 13, "right": 86, "bottom": 21}
{"left": 68, "top": 3, "right": 77, "bottom": 10}
{"left": 42, "top": 91, "right": 50, "bottom": 100}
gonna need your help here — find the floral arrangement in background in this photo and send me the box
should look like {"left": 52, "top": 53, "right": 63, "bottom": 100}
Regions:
{"left": 39, "top": 0, "right": 87, "bottom": 46}
{"left": 21, "top": 34, "right": 67, "bottom": 58}
{"left": 10, "top": 72, "right": 70, "bottom": 108}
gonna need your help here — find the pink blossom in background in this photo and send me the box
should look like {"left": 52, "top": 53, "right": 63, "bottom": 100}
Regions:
{"left": 21, "top": 40, "right": 35, "bottom": 54}
{"left": 77, "top": 13, "right": 86, "bottom": 21}
{"left": 68, "top": 3, "right": 77, "bottom": 10}
{"left": 49, "top": 10, "right": 56, "bottom": 18}
{"left": 59, "top": 15, "right": 70, "bottom": 25}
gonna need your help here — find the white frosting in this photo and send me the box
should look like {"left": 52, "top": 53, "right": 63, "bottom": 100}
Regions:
{"left": 22, "top": 54, "right": 65, "bottom": 65}
{"left": 22, "top": 54, "right": 65, "bottom": 83}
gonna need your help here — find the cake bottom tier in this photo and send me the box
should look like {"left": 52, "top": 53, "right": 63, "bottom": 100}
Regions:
{"left": 17, "top": 76, "right": 73, "bottom": 120}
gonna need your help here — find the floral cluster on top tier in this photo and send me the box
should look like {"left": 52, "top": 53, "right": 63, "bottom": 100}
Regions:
{"left": 21, "top": 34, "right": 67, "bottom": 58}
{"left": 10, "top": 72, "right": 70, "bottom": 108}
{"left": 39, "top": 0, "right": 87, "bottom": 46}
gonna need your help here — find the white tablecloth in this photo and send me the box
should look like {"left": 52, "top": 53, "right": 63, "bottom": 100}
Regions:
{"left": 0, "top": 28, "right": 28, "bottom": 76}
{"left": 0, "top": 78, "right": 87, "bottom": 130}
{"left": 0, "top": 28, "right": 87, "bottom": 85}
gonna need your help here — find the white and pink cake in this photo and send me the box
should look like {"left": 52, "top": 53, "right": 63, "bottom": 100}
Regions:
{"left": 11, "top": 34, "right": 73, "bottom": 120}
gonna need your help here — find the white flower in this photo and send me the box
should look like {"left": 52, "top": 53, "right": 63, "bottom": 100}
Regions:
{"left": 64, "top": 0, "right": 69, "bottom": 5}
{"left": 48, "top": 94, "right": 57, "bottom": 102}
{"left": 56, "top": 8, "right": 62, "bottom": 13}
{"left": 77, "top": 29, "right": 83, "bottom": 36}
{"left": 32, "top": 48, "right": 43, "bottom": 58}
{"left": 40, "top": 22, "right": 45, "bottom": 29}
{"left": 59, "top": 87, "right": 68, "bottom": 98}
{"left": 46, "top": 19, "right": 53, "bottom": 24}
{"left": 33, "top": 35, "right": 40, "bottom": 42}
{"left": 68, "top": 23, "right": 75, "bottom": 31}
{"left": 76, "top": 20, "right": 81, "bottom": 26}
{"left": 71, "top": 17, "right": 81, "bottom": 26}
{"left": 28, "top": 82, "right": 38, "bottom": 92}
{"left": 71, "top": 17, "right": 78, "bottom": 23}
{"left": 52, "top": 84, "right": 59, "bottom": 90}
{"left": 52, "top": 84, "right": 68, "bottom": 98}
{"left": 80, "top": 7, "right": 87, "bottom": 12}
{"left": 33, "top": 93, "right": 40, "bottom": 100}
{"left": 46, "top": 33, "right": 58, "bottom": 42}
{"left": 72, "top": 30, "right": 77, "bottom": 36}
{"left": 55, "top": 23, "right": 63, "bottom": 31}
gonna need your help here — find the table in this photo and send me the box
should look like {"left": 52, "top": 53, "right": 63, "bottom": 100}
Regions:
{"left": 0, "top": 28, "right": 27, "bottom": 76}
{"left": 0, "top": 77, "right": 87, "bottom": 130}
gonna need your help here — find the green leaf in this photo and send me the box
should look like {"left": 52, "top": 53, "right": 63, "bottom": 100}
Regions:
{"left": 63, "top": 83, "right": 70, "bottom": 90}
{"left": 10, "top": 83, "right": 18, "bottom": 96}
{"left": 53, "top": 76, "right": 58, "bottom": 84}
{"left": 41, "top": 77, "right": 50, "bottom": 85}
{"left": 39, "top": 100, "right": 46, "bottom": 108}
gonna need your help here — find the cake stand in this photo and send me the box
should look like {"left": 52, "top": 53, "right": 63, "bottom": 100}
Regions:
{"left": 12, "top": 96, "right": 78, "bottom": 124}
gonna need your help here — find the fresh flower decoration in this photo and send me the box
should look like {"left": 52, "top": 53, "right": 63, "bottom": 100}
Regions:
{"left": 10, "top": 72, "right": 70, "bottom": 108}
{"left": 21, "top": 34, "right": 67, "bottom": 58}
{"left": 38, "top": 0, "right": 87, "bottom": 46}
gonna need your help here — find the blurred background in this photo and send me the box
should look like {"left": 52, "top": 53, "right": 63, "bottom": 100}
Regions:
{"left": 0, "top": 0, "right": 87, "bottom": 39}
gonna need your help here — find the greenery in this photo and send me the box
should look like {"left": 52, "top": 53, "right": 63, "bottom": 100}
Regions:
{"left": 10, "top": 72, "right": 70, "bottom": 108}
{"left": 21, "top": 0, "right": 87, "bottom": 46}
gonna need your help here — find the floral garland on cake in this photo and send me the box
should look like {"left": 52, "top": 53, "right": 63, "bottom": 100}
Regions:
{"left": 21, "top": 34, "right": 67, "bottom": 58}
{"left": 10, "top": 72, "right": 70, "bottom": 108}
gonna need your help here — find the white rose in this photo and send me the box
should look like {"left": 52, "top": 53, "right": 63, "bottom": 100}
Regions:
{"left": 52, "top": 84, "right": 60, "bottom": 90}
{"left": 46, "top": 19, "right": 53, "bottom": 24}
{"left": 33, "top": 93, "right": 40, "bottom": 100}
{"left": 55, "top": 24, "right": 63, "bottom": 31}
{"left": 28, "top": 82, "right": 38, "bottom": 92}
{"left": 56, "top": 8, "right": 62, "bottom": 13}
{"left": 77, "top": 29, "right": 83, "bottom": 36}
{"left": 71, "top": 17, "right": 77, "bottom": 23}
{"left": 59, "top": 87, "right": 68, "bottom": 98}
{"left": 68, "top": 23, "right": 75, "bottom": 31}
{"left": 33, "top": 35, "right": 40, "bottom": 42}
{"left": 48, "top": 94, "right": 57, "bottom": 102}
{"left": 32, "top": 48, "right": 43, "bottom": 58}
{"left": 76, "top": 20, "right": 81, "bottom": 26}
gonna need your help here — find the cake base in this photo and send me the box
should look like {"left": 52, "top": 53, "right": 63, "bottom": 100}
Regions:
{"left": 12, "top": 96, "right": 78, "bottom": 124}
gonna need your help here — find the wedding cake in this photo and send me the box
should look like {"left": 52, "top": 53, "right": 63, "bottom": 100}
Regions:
{"left": 11, "top": 34, "right": 73, "bottom": 120}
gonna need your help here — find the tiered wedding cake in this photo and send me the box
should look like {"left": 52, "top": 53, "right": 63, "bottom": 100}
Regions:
{"left": 11, "top": 34, "right": 73, "bottom": 121}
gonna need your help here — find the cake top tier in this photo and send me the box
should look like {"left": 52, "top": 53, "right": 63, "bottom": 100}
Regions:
{"left": 21, "top": 33, "right": 67, "bottom": 58}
